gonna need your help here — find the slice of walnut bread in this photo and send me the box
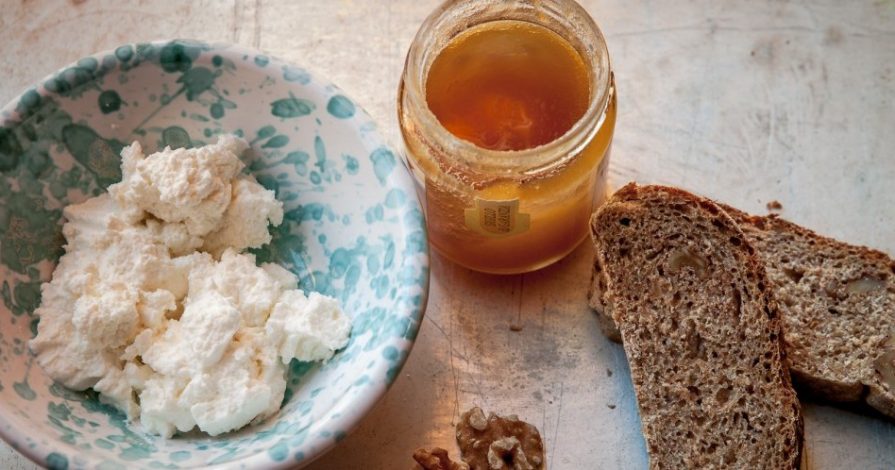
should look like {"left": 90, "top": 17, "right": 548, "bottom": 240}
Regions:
{"left": 589, "top": 185, "right": 895, "bottom": 420}
{"left": 719, "top": 204, "right": 895, "bottom": 418}
{"left": 590, "top": 183, "right": 802, "bottom": 469}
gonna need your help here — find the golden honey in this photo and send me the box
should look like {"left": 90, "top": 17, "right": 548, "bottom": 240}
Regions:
{"left": 426, "top": 21, "right": 591, "bottom": 151}
{"left": 399, "top": 0, "right": 616, "bottom": 274}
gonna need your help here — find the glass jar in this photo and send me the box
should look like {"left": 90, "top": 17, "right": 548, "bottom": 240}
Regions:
{"left": 398, "top": 0, "right": 616, "bottom": 274}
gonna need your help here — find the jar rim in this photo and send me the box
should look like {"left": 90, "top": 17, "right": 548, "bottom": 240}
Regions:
{"left": 400, "top": 0, "right": 613, "bottom": 177}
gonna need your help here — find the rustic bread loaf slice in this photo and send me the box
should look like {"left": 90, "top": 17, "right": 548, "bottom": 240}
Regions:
{"left": 718, "top": 204, "right": 895, "bottom": 418}
{"left": 589, "top": 187, "right": 895, "bottom": 419}
{"left": 590, "top": 183, "right": 802, "bottom": 469}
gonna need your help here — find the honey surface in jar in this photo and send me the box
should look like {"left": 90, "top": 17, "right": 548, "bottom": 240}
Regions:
{"left": 426, "top": 20, "right": 590, "bottom": 151}
{"left": 411, "top": 19, "right": 616, "bottom": 274}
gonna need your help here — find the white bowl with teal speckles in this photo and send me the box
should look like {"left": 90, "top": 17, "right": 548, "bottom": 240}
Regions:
{"left": 0, "top": 39, "right": 428, "bottom": 469}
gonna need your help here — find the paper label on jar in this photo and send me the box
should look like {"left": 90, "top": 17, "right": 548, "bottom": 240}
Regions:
{"left": 464, "top": 198, "right": 530, "bottom": 237}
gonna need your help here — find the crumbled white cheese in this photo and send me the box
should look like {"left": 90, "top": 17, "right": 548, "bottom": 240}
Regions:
{"left": 30, "top": 135, "right": 351, "bottom": 438}
{"left": 202, "top": 176, "right": 284, "bottom": 258}
{"left": 267, "top": 291, "right": 353, "bottom": 364}
{"left": 109, "top": 135, "right": 247, "bottom": 237}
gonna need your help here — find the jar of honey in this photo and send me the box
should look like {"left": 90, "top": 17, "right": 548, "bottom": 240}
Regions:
{"left": 398, "top": 0, "right": 616, "bottom": 274}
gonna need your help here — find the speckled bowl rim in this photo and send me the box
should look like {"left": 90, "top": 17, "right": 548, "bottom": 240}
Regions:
{"left": 0, "top": 39, "right": 430, "bottom": 469}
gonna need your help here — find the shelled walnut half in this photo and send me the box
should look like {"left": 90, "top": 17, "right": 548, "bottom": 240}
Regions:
{"left": 455, "top": 407, "right": 545, "bottom": 470}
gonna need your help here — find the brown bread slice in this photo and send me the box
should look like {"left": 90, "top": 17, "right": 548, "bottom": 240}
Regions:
{"left": 590, "top": 183, "right": 802, "bottom": 469}
{"left": 719, "top": 205, "right": 895, "bottom": 418}
{"left": 589, "top": 187, "right": 895, "bottom": 419}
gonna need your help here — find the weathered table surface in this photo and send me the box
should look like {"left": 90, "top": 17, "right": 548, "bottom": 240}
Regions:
{"left": 2, "top": 1, "right": 894, "bottom": 468}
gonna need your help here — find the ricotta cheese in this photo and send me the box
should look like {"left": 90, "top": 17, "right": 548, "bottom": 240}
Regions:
{"left": 30, "top": 136, "right": 351, "bottom": 438}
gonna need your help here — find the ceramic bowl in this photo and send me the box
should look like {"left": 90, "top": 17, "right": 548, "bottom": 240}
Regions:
{"left": 0, "top": 39, "right": 428, "bottom": 469}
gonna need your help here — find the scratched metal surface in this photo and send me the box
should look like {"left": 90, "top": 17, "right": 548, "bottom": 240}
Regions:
{"left": 1, "top": 1, "right": 894, "bottom": 469}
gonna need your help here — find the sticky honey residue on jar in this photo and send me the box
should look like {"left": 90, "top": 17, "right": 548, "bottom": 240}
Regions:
{"left": 425, "top": 20, "right": 591, "bottom": 151}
